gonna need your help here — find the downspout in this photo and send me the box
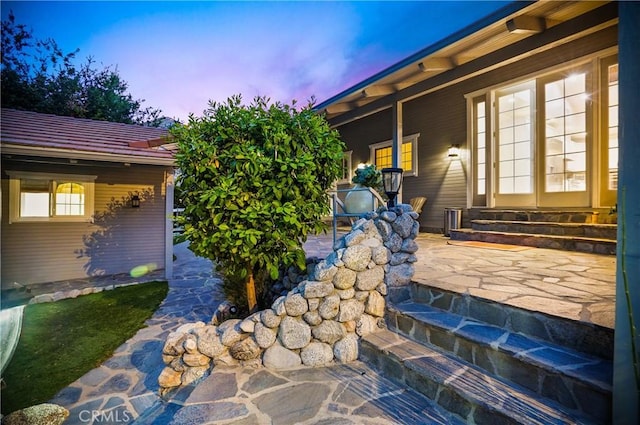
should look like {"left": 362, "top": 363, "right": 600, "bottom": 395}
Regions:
{"left": 613, "top": 2, "right": 640, "bottom": 423}
{"left": 392, "top": 101, "right": 403, "bottom": 204}
{"left": 164, "top": 169, "right": 174, "bottom": 280}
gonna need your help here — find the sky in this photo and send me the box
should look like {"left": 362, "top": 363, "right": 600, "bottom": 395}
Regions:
{"left": 2, "top": 1, "right": 511, "bottom": 121}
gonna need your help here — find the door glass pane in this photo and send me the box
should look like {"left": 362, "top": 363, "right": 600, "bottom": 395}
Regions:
{"left": 475, "top": 100, "right": 486, "bottom": 195}
{"left": 607, "top": 64, "right": 619, "bottom": 190}
{"left": 497, "top": 86, "right": 533, "bottom": 194}
{"left": 544, "top": 73, "right": 587, "bottom": 192}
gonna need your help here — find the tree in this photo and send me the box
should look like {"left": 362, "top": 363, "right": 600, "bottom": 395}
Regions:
{"left": 1, "top": 11, "right": 165, "bottom": 126}
{"left": 173, "top": 96, "right": 345, "bottom": 312}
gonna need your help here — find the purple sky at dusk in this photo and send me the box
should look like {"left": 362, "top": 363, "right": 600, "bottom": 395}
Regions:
{"left": 2, "top": 1, "right": 511, "bottom": 121}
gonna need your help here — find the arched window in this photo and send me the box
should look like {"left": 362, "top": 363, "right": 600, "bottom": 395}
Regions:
{"left": 55, "top": 182, "right": 85, "bottom": 215}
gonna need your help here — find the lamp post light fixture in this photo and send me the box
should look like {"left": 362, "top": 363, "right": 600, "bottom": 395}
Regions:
{"left": 381, "top": 167, "right": 403, "bottom": 207}
{"left": 131, "top": 195, "right": 141, "bottom": 208}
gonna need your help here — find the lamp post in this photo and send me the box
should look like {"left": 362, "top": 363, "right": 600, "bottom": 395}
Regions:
{"left": 381, "top": 167, "right": 403, "bottom": 207}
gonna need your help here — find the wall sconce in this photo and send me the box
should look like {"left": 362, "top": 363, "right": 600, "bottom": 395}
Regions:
{"left": 131, "top": 195, "right": 140, "bottom": 208}
{"left": 448, "top": 144, "right": 461, "bottom": 157}
{"left": 381, "top": 167, "right": 403, "bottom": 207}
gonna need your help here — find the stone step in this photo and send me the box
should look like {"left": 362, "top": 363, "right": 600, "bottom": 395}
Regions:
{"left": 385, "top": 300, "right": 612, "bottom": 423}
{"left": 408, "top": 283, "right": 614, "bottom": 360}
{"left": 361, "top": 329, "right": 603, "bottom": 425}
{"left": 449, "top": 228, "right": 616, "bottom": 255}
{"left": 468, "top": 209, "right": 616, "bottom": 224}
{"left": 471, "top": 219, "right": 618, "bottom": 240}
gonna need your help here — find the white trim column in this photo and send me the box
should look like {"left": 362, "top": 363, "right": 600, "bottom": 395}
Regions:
{"left": 392, "top": 101, "right": 403, "bottom": 204}
{"left": 613, "top": 2, "right": 640, "bottom": 424}
{"left": 164, "top": 169, "right": 175, "bottom": 280}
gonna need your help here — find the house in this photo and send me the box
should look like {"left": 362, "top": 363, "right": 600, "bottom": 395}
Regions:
{"left": 1, "top": 108, "right": 176, "bottom": 288}
{"left": 316, "top": 0, "right": 621, "bottom": 243}
{"left": 316, "top": 1, "right": 640, "bottom": 422}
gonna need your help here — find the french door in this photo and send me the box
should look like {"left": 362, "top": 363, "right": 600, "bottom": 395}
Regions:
{"left": 494, "top": 82, "right": 536, "bottom": 207}
{"left": 492, "top": 70, "right": 590, "bottom": 208}
{"left": 537, "top": 70, "right": 590, "bottom": 207}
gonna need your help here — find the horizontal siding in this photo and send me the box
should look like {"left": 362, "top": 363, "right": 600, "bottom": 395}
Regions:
{"left": 403, "top": 87, "right": 468, "bottom": 232}
{"left": 1, "top": 160, "right": 170, "bottom": 287}
{"left": 336, "top": 24, "right": 617, "bottom": 233}
{"left": 337, "top": 110, "right": 392, "bottom": 168}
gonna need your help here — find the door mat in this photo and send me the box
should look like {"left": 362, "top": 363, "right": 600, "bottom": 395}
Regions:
{"left": 447, "top": 240, "right": 533, "bottom": 251}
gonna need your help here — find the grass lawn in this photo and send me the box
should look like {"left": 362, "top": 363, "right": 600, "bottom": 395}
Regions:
{"left": 0, "top": 281, "right": 168, "bottom": 415}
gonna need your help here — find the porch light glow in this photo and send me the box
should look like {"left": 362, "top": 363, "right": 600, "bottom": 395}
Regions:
{"left": 381, "top": 167, "right": 403, "bottom": 208}
{"left": 448, "top": 144, "right": 461, "bottom": 157}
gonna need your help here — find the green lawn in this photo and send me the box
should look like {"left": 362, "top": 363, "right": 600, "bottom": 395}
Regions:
{"left": 1, "top": 281, "right": 168, "bottom": 415}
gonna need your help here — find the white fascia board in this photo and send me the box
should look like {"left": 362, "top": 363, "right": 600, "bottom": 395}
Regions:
{"left": 1, "top": 144, "right": 175, "bottom": 166}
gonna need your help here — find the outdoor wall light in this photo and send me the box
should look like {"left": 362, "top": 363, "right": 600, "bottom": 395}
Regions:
{"left": 131, "top": 195, "right": 141, "bottom": 208}
{"left": 448, "top": 144, "right": 461, "bottom": 157}
{"left": 381, "top": 167, "right": 403, "bottom": 207}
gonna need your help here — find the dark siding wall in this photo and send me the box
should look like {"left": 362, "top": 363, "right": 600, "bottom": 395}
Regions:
{"left": 337, "top": 109, "right": 393, "bottom": 168}
{"left": 1, "top": 159, "right": 170, "bottom": 287}
{"left": 403, "top": 87, "right": 468, "bottom": 231}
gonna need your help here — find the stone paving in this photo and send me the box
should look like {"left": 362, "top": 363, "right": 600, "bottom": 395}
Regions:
{"left": 5, "top": 230, "right": 614, "bottom": 424}
{"left": 411, "top": 233, "right": 616, "bottom": 329}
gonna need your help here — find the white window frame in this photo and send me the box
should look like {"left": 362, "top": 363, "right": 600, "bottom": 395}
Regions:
{"left": 368, "top": 133, "right": 419, "bottom": 177}
{"left": 337, "top": 150, "right": 353, "bottom": 185}
{"left": 7, "top": 171, "right": 96, "bottom": 223}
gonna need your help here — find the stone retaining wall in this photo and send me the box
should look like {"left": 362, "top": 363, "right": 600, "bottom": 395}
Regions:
{"left": 158, "top": 204, "right": 419, "bottom": 395}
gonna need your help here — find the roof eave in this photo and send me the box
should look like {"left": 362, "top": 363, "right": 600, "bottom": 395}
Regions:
{"left": 1, "top": 144, "right": 176, "bottom": 167}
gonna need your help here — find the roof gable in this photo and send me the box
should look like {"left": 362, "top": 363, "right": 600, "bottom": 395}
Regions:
{"left": 1, "top": 108, "right": 175, "bottom": 165}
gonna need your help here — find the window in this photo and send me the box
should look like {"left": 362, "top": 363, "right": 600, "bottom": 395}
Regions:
{"left": 337, "top": 151, "right": 353, "bottom": 184}
{"left": 474, "top": 97, "right": 488, "bottom": 197}
{"left": 369, "top": 134, "right": 419, "bottom": 176}
{"left": 606, "top": 63, "right": 618, "bottom": 190}
{"left": 7, "top": 171, "right": 96, "bottom": 223}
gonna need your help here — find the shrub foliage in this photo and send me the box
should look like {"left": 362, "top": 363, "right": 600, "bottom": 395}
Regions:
{"left": 173, "top": 96, "right": 345, "bottom": 311}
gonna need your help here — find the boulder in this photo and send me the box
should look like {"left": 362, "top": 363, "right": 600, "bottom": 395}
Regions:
{"left": 301, "top": 342, "right": 334, "bottom": 367}
{"left": 355, "top": 266, "right": 384, "bottom": 291}
{"left": 303, "top": 310, "right": 323, "bottom": 326}
{"left": 365, "top": 290, "right": 386, "bottom": 317}
{"left": 278, "top": 316, "right": 311, "bottom": 350}
{"left": 342, "top": 245, "right": 372, "bottom": 271}
{"left": 318, "top": 294, "right": 340, "bottom": 320}
{"left": 332, "top": 268, "right": 357, "bottom": 290}
{"left": 263, "top": 344, "right": 302, "bottom": 369}
{"left": 333, "top": 334, "right": 359, "bottom": 363}
{"left": 311, "top": 320, "right": 346, "bottom": 344}
{"left": 2, "top": 404, "right": 69, "bottom": 425}
{"left": 284, "top": 293, "right": 308, "bottom": 317}
{"left": 254, "top": 323, "right": 277, "bottom": 348}
{"left": 261, "top": 309, "right": 282, "bottom": 328}
{"left": 194, "top": 326, "right": 226, "bottom": 358}
{"left": 336, "top": 299, "right": 365, "bottom": 322}
{"left": 230, "top": 337, "right": 262, "bottom": 360}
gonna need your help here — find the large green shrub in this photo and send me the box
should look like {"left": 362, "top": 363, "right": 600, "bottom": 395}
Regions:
{"left": 172, "top": 96, "right": 345, "bottom": 312}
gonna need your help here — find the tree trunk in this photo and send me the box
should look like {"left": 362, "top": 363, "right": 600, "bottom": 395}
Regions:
{"left": 246, "top": 270, "right": 258, "bottom": 313}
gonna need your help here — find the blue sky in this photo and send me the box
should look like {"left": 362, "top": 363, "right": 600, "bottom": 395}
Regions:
{"left": 2, "top": 1, "right": 510, "bottom": 120}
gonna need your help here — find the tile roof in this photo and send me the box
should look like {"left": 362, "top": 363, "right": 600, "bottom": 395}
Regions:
{"left": 1, "top": 108, "right": 175, "bottom": 165}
